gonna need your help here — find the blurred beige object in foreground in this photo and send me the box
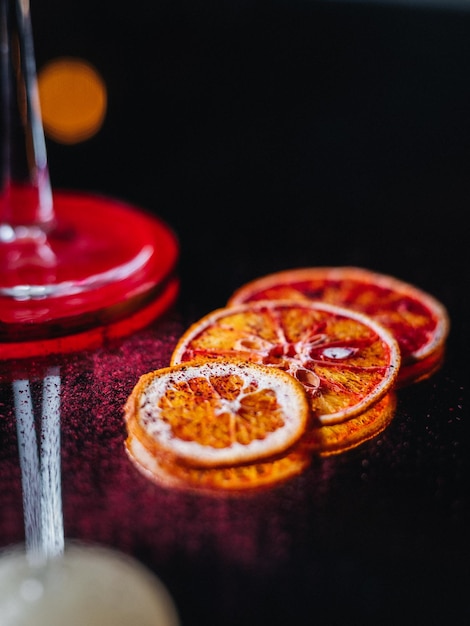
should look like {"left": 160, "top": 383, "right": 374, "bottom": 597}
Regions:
{"left": 0, "top": 543, "right": 180, "bottom": 626}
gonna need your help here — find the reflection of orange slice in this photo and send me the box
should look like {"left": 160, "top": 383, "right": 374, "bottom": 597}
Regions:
{"left": 393, "top": 345, "right": 445, "bottom": 387}
{"left": 125, "top": 392, "right": 397, "bottom": 495}
{"left": 125, "top": 435, "right": 311, "bottom": 495}
{"left": 171, "top": 301, "right": 401, "bottom": 425}
{"left": 305, "top": 392, "right": 397, "bottom": 456}
{"left": 228, "top": 267, "right": 450, "bottom": 386}
{"left": 124, "top": 359, "right": 310, "bottom": 469}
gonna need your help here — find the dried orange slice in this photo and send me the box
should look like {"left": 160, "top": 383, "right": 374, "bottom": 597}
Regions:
{"left": 125, "top": 435, "right": 311, "bottom": 494}
{"left": 305, "top": 392, "right": 397, "bottom": 456}
{"left": 171, "top": 300, "right": 401, "bottom": 425}
{"left": 124, "top": 359, "right": 310, "bottom": 469}
{"left": 228, "top": 266, "right": 450, "bottom": 386}
{"left": 125, "top": 392, "right": 396, "bottom": 494}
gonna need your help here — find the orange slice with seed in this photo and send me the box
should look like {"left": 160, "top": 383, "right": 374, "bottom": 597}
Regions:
{"left": 125, "top": 435, "right": 311, "bottom": 494}
{"left": 124, "top": 359, "right": 310, "bottom": 469}
{"left": 227, "top": 266, "right": 449, "bottom": 386}
{"left": 171, "top": 300, "right": 401, "bottom": 425}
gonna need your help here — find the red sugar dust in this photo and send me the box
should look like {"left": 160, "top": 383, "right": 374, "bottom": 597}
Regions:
{"left": 1, "top": 310, "right": 319, "bottom": 588}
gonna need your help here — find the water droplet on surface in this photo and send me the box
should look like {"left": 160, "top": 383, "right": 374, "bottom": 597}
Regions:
{"left": 322, "top": 347, "right": 355, "bottom": 360}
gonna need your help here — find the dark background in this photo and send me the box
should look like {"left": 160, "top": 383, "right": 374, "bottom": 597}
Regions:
{"left": 4, "top": 1, "right": 469, "bottom": 624}
{"left": 32, "top": 0, "right": 470, "bottom": 324}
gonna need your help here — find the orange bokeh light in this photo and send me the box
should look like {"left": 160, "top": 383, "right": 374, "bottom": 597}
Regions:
{"left": 38, "top": 57, "right": 107, "bottom": 144}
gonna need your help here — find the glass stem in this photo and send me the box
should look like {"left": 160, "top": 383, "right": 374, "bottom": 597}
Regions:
{"left": 13, "top": 368, "right": 64, "bottom": 565}
{"left": 0, "top": 0, "right": 53, "bottom": 232}
{"left": 13, "top": 377, "right": 42, "bottom": 562}
{"left": 40, "top": 367, "right": 64, "bottom": 559}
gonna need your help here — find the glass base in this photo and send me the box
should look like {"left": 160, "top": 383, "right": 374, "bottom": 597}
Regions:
{"left": 0, "top": 191, "right": 179, "bottom": 358}
{"left": 0, "top": 542, "right": 180, "bottom": 626}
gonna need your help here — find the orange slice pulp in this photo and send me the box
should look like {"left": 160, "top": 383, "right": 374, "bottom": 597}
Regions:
{"left": 227, "top": 266, "right": 449, "bottom": 386}
{"left": 124, "top": 359, "right": 310, "bottom": 469}
{"left": 170, "top": 300, "right": 401, "bottom": 426}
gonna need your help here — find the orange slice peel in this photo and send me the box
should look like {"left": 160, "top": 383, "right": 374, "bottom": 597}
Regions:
{"left": 305, "top": 392, "right": 397, "bottom": 456}
{"left": 125, "top": 435, "right": 311, "bottom": 495}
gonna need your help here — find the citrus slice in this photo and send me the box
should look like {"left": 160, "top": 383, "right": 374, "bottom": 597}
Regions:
{"left": 170, "top": 300, "right": 401, "bottom": 425}
{"left": 227, "top": 266, "right": 450, "bottom": 386}
{"left": 305, "top": 392, "right": 397, "bottom": 456}
{"left": 392, "top": 344, "right": 445, "bottom": 387}
{"left": 125, "top": 435, "right": 311, "bottom": 494}
{"left": 123, "top": 359, "right": 310, "bottom": 469}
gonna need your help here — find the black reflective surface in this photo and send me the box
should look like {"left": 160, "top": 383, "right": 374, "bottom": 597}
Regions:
{"left": 1, "top": 2, "right": 469, "bottom": 624}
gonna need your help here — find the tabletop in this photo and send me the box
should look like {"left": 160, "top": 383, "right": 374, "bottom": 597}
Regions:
{"left": 1, "top": 1, "right": 469, "bottom": 624}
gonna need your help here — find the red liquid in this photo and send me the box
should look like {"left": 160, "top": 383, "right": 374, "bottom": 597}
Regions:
{"left": 0, "top": 190, "right": 179, "bottom": 357}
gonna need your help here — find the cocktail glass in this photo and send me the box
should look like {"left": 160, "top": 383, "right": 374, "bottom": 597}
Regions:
{"left": 0, "top": 1, "right": 181, "bottom": 622}
{"left": 0, "top": 0, "right": 179, "bottom": 361}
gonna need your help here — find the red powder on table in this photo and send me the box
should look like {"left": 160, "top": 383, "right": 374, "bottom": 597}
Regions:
{"left": 0, "top": 311, "right": 318, "bottom": 580}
